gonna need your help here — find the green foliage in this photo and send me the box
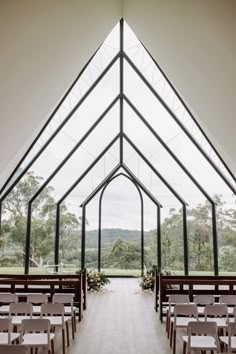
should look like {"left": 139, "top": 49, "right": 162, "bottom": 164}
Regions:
{"left": 1, "top": 172, "right": 81, "bottom": 269}
{"left": 0, "top": 173, "right": 235, "bottom": 275}
{"left": 102, "top": 238, "right": 143, "bottom": 270}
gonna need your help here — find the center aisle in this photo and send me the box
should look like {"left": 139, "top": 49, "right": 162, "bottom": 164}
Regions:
{"left": 68, "top": 278, "right": 173, "bottom": 354}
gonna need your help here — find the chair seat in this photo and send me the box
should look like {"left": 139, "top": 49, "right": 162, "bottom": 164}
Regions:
{"left": 23, "top": 333, "right": 55, "bottom": 346}
{"left": 219, "top": 336, "right": 236, "bottom": 349}
{"left": 0, "top": 333, "right": 20, "bottom": 344}
{"left": 203, "top": 318, "right": 228, "bottom": 328}
{"left": 11, "top": 316, "right": 32, "bottom": 326}
{"left": 43, "top": 316, "right": 70, "bottom": 327}
{"left": 183, "top": 335, "right": 218, "bottom": 349}
{"left": 175, "top": 317, "right": 197, "bottom": 328}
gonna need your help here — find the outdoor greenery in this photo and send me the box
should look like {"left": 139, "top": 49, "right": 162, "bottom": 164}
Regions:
{"left": 0, "top": 172, "right": 235, "bottom": 274}
{"left": 0, "top": 172, "right": 81, "bottom": 270}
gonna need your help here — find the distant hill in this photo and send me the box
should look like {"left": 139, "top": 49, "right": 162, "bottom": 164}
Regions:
{"left": 86, "top": 228, "right": 154, "bottom": 248}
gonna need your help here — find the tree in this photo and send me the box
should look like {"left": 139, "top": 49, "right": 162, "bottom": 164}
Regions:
{"left": 0, "top": 171, "right": 81, "bottom": 269}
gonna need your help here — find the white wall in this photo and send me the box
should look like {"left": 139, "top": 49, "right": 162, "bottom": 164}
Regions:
{"left": 124, "top": 0, "right": 236, "bottom": 175}
{"left": 0, "top": 0, "right": 121, "bottom": 185}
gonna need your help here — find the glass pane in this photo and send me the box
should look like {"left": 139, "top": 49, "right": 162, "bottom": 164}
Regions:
{"left": 85, "top": 197, "right": 99, "bottom": 269}
{"left": 2, "top": 60, "right": 119, "bottom": 202}
{"left": 143, "top": 195, "right": 157, "bottom": 271}
{"left": 161, "top": 207, "right": 185, "bottom": 274}
{"left": 100, "top": 174, "right": 142, "bottom": 276}
{"left": 1, "top": 22, "right": 120, "bottom": 196}
{"left": 58, "top": 204, "right": 82, "bottom": 273}
{"left": 124, "top": 20, "right": 236, "bottom": 189}
{"left": 218, "top": 199, "right": 236, "bottom": 275}
{"left": 188, "top": 201, "right": 214, "bottom": 275}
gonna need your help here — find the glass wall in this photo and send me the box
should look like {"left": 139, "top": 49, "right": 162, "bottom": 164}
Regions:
{"left": 0, "top": 20, "right": 235, "bottom": 276}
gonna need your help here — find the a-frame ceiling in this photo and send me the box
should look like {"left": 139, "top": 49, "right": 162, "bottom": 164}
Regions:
{"left": 0, "top": 0, "right": 235, "bottom": 187}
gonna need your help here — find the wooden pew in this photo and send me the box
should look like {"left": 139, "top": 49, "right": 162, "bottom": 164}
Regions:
{"left": 155, "top": 271, "right": 236, "bottom": 322}
{"left": 0, "top": 269, "right": 88, "bottom": 320}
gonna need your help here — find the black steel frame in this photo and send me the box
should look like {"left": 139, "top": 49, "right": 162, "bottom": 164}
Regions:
{"left": 98, "top": 173, "right": 144, "bottom": 275}
{"left": 80, "top": 166, "right": 162, "bottom": 273}
{"left": 0, "top": 19, "right": 234, "bottom": 276}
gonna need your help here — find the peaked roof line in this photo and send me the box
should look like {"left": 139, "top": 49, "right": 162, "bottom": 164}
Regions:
{"left": 80, "top": 163, "right": 162, "bottom": 208}
{"left": 1, "top": 18, "right": 234, "bottom": 207}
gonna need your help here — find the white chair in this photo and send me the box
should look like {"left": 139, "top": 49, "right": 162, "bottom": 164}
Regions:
{"left": 21, "top": 318, "right": 55, "bottom": 354}
{"left": 0, "top": 294, "right": 18, "bottom": 304}
{"left": 53, "top": 294, "right": 76, "bottom": 339}
{"left": 166, "top": 294, "right": 190, "bottom": 337}
{"left": 183, "top": 321, "right": 220, "bottom": 353}
{"left": 219, "top": 295, "right": 236, "bottom": 305}
{"left": 194, "top": 294, "right": 215, "bottom": 305}
{"left": 170, "top": 304, "right": 198, "bottom": 354}
{"left": 9, "top": 303, "right": 33, "bottom": 317}
{"left": 204, "top": 304, "right": 228, "bottom": 330}
{"left": 194, "top": 294, "right": 215, "bottom": 316}
{"left": 26, "top": 294, "right": 48, "bottom": 304}
{"left": 0, "top": 344, "right": 29, "bottom": 354}
{"left": 219, "top": 321, "right": 236, "bottom": 352}
{"left": 9, "top": 303, "right": 33, "bottom": 330}
{"left": 0, "top": 318, "right": 20, "bottom": 344}
{"left": 41, "top": 303, "right": 69, "bottom": 354}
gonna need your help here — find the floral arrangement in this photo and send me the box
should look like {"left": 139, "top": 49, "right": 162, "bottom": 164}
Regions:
{"left": 87, "top": 269, "right": 110, "bottom": 292}
{"left": 140, "top": 267, "right": 174, "bottom": 291}
{"left": 140, "top": 270, "right": 154, "bottom": 291}
{"left": 140, "top": 271, "right": 154, "bottom": 291}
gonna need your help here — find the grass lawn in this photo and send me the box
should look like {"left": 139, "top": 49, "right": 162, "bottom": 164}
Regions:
{"left": 0, "top": 267, "right": 235, "bottom": 277}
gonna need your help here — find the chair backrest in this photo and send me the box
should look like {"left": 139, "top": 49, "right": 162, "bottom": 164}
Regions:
{"left": 219, "top": 295, "right": 236, "bottom": 305}
{"left": 22, "top": 318, "right": 51, "bottom": 332}
{"left": 0, "top": 318, "right": 11, "bottom": 344}
{"left": 187, "top": 321, "right": 220, "bottom": 353}
{"left": 0, "top": 345, "right": 29, "bottom": 354}
{"left": 41, "top": 303, "right": 64, "bottom": 327}
{"left": 194, "top": 294, "right": 215, "bottom": 305}
{"left": 228, "top": 322, "right": 236, "bottom": 352}
{"left": 169, "top": 294, "right": 189, "bottom": 304}
{"left": 174, "top": 304, "right": 198, "bottom": 317}
{"left": 0, "top": 318, "right": 11, "bottom": 331}
{"left": 168, "top": 294, "right": 189, "bottom": 312}
{"left": 0, "top": 294, "right": 18, "bottom": 304}
{"left": 41, "top": 303, "right": 64, "bottom": 316}
{"left": 9, "top": 302, "right": 33, "bottom": 316}
{"left": 204, "top": 304, "right": 228, "bottom": 319}
{"left": 27, "top": 294, "right": 48, "bottom": 304}
{"left": 53, "top": 294, "right": 73, "bottom": 304}
{"left": 188, "top": 320, "right": 217, "bottom": 335}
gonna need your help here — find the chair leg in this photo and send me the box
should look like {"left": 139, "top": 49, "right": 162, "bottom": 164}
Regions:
{"left": 71, "top": 316, "right": 75, "bottom": 339}
{"left": 173, "top": 330, "right": 176, "bottom": 354}
{"left": 51, "top": 339, "right": 55, "bottom": 354}
{"left": 166, "top": 310, "right": 169, "bottom": 332}
{"left": 183, "top": 341, "right": 186, "bottom": 354}
{"left": 66, "top": 321, "right": 70, "bottom": 347}
{"left": 62, "top": 328, "right": 66, "bottom": 354}
{"left": 73, "top": 310, "right": 77, "bottom": 332}
{"left": 170, "top": 322, "right": 173, "bottom": 347}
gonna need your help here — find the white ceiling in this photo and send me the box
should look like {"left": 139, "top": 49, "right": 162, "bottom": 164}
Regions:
{"left": 0, "top": 0, "right": 235, "bottom": 187}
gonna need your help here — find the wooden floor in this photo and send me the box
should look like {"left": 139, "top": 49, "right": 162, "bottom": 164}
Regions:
{"left": 55, "top": 278, "right": 183, "bottom": 354}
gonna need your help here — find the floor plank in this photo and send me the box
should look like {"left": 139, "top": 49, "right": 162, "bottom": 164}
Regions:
{"left": 66, "top": 278, "right": 176, "bottom": 354}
